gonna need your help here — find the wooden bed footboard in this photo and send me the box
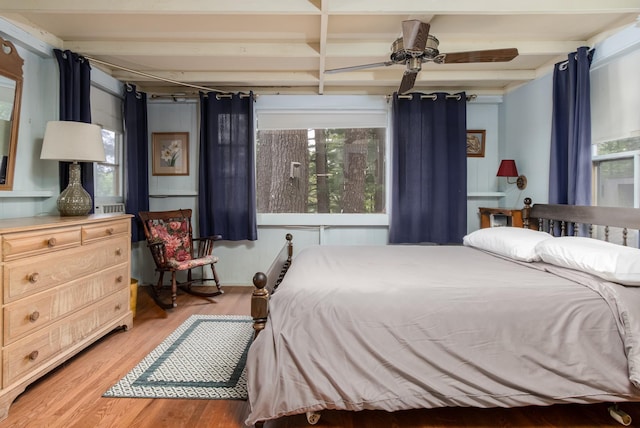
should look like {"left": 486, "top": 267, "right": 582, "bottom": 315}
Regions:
{"left": 251, "top": 233, "right": 293, "bottom": 337}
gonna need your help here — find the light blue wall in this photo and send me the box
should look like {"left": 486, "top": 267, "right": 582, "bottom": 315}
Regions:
{"left": 466, "top": 97, "right": 505, "bottom": 231}
{"left": 2, "top": 17, "right": 639, "bottom": 286}
{"left": 0, "top": 19, "right": 123, "bottom": 219}
{"left": 501, "top": 73, "right": 553, "bottom": 208}
{"left": 0, "top": 21, "right": 59, "bottom": 217}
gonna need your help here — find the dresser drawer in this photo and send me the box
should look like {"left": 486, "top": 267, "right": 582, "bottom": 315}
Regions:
{"left": 3, "top": 236, "right": 129, "bottom": 302}
{"left": 2, "top": 227, "right": 81, "bottom": 262}
{"left": 2, "top": 288, "right": 129, "bottom": 388}
{"left": 3, "top": 264, "right": 129, "bottom": 344}
{"left": 82, "top": 219, "right": 130, "bottom": 243}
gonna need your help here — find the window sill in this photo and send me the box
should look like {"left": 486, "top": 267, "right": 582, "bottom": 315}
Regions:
{"left": 257, "top": 213, "right": 388, "bottom": 227}
{"left": 149, "top": 190, "right": 198, "bottom": 197}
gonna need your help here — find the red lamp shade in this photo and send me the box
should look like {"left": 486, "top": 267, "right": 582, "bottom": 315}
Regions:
{"left": 496, "top": 159, "right": 519, "bottom": 178}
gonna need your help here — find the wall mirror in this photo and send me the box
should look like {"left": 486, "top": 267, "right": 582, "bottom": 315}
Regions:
{"left": 0, "top": 36, "right": 24, "bottom": 191}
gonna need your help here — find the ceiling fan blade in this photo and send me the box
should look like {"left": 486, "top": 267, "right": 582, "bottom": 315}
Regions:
{"left": 402, "top": 20, "right": 430, "bottom": 53}
{"left": 324, "top": 61, "right": 394, "bottom": 74}
{"left": 442, "top": 48, "right": 518, "bottom": 64}
{"left": 398, "top": 71, "right": 418, "bottom": 94}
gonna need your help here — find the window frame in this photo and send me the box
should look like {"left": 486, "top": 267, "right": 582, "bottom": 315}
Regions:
{"left": 254, "top": 96, "right": 391, "bottom": 227}
{"left": 93, "top": 127, "right": 124, "bottom": 206}
{"left": 592, "top": 149, "right": 640, "bottom": 209}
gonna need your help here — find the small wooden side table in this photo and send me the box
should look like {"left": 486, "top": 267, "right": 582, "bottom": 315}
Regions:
{"left": 478, "top": 207, "right": 524, "bottom": 229}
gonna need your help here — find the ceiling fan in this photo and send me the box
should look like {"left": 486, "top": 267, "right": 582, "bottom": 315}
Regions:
{"left": 325, "top": 20, "right": 519, "bottom": 94}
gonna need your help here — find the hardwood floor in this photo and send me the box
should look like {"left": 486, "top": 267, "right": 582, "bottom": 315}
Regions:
{"left": 2, "top": 286, "right": 640, "bottom": 428}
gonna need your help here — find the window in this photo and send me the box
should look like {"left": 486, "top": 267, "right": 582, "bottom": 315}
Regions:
{"left": 592, "top": 136, "right": 640, "bottom": 208}
{"left": 90, "top": 85, "right": 123, "bottom": 206}
{"left": 94, "top": 128, "right": 123, "bottom": 202}
{"left": 256, "top": 127, "right": 385, "bottom": 214}
{"left": 254, "top": 96, "right": 390, "bottom": 226}
{"left": 592, "top": 136, "right": 640, "bottom": 246}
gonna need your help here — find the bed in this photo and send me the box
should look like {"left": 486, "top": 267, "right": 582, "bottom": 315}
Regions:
{"left": 246, "top": 198, "right": 640, "bottom": 427}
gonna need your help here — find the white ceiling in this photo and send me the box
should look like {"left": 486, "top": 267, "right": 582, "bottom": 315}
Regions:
{"left": 1, "top": 0, "right": 639, "bottom": 97}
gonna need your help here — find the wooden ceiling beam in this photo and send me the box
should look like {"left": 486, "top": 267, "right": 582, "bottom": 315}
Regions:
{"left": 109, "top": 69, "right": 533, "bottom": 85}
{"left": 1, "top": 0, "right": 637, "bottom": 15}
{"left": 64, "top": 39, "right": 585, "bottom": 58}
{"left": 66, "top": 41, "right": 320, "bottom": 57}
{"left": 325, "top": 0, "right": 640, "bottom": 15}
{"left": 111, "top": 70, "right": 320, "bottom": 84}
{"left": 0, "top": 0, "right": 322, "bottom": 14}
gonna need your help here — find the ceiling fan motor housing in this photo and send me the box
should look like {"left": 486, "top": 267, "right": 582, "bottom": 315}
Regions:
{"left": 390, "top": 38, "right": 407, "bottom": 63}
{"left": 423, "top": 35, "right": 440, "bottom": 59}
{"left": 390, "top": 34, "right": 440, "bottom": 64}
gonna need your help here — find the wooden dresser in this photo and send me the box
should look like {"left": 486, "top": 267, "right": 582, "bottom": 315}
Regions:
{"left": 0, "top": 214, "right": 133, "bottom": 420}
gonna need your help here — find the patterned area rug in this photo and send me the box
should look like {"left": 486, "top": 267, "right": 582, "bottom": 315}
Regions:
{"left": 103, "top": 314, "right": 253, "bottom": 400}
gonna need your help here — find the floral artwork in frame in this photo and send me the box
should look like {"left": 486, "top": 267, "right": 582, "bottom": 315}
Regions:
{"left": 152, "top": 132, "right": 189, "bottom": 175}
{"left": 466, "top": 129, "right": 486, "bottom": 157}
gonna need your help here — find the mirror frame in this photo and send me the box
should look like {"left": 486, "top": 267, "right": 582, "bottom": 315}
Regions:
{"left": 0, "top": 36, "right": 24, "bottom": 191}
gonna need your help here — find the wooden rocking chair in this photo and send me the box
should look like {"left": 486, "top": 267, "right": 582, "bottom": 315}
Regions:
{"left": 139, "top": 209, "right": 223, "bottom": 309}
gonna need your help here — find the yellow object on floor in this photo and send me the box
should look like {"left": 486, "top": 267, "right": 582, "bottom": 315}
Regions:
{"left": 130, "top": 278, "right": 138, "bottom": 317}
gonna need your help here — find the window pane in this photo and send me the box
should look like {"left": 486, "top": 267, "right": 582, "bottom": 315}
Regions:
{"left": 594, "top": 157, "right": 637, "bottom": 247}
{"left": 596, "top": 158, "right": 634, "bottom": 208}
{"left": 595, "top": 136, "right": 640, "bottom": 156}
{"left": 96, "top": 164, "right": 118, "bottom": 197}
{"left": 256, "top": 128, "right": 385, "bottom": 214}
{"left": 94, "top": 129, "right": 122, "bottom": 199}
{"left": 101, "top": 129, "right": 116, "bottom": 163}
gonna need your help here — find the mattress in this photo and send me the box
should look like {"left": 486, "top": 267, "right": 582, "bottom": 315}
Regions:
{"left": 245, "top": 245, "right": 640, "bottom": 425}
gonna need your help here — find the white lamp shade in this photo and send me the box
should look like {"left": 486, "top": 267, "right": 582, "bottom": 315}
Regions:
{"left": 40, "top": 121, "right": 106, "bottom": 162}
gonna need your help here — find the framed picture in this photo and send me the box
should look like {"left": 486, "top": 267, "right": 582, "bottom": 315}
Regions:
{"left": 466, "top": 129, "right": 486, "bottom": 157}
{"left": 152, "top": 132, "right": 189, "bottom": 175}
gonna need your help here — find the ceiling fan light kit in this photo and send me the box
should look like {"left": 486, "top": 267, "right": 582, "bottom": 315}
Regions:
{"left": 325, "top": 19, "right": 519, "bottom": 94}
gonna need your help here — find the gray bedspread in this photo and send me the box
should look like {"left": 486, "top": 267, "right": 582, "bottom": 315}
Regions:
{"left": 245, "top": 245, "right": 640, "bottom": 425}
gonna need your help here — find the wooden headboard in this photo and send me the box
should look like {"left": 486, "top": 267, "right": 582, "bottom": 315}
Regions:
{"left": 522, "top": 197, "right": 640, "bottom": 245}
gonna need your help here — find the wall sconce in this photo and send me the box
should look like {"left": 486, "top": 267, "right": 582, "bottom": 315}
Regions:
{"left": 40, "top": 121, "right": 106, "bottom": 216}
{"left": 496, "top": 159, "right": 527, "bottom": 190}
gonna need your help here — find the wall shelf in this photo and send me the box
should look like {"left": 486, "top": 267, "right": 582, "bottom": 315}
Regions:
{"left": 467, "top": 192, "right": 506, "bottom": 198}
{"left": 0, "top": 190, "right": 54, "bottom": 198}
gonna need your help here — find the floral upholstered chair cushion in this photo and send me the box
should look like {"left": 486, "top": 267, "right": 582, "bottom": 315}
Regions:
{"left": 146, "top": 218, "right": 218, "bottom": 270}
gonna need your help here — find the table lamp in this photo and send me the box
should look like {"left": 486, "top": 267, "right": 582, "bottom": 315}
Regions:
{"left": 40, "top": 121, "right": 106, "bottom": 216}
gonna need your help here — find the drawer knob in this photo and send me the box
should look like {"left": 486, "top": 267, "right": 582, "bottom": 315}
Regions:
{"left": 106, "top": 227, "right": 114, "bottom": 235}
{"left": 28, "top": 350, "right": 39, "bottom": 361}
{"left": 29, "top": 311, "right": 40, "bottom": 322}
{"left": 47, "top": 237, "right": 57, "bottom": 247}
{"left": 116, "top": 275, "right": 124, "bottom": 283}
{"left": 28, "top": 273, "right": 40, "bottom": 283}
{"left": 115, "top": 303, "right": 122, "bottom": 311}
{"left": 115, "top": 248, "right": 122, "bottom": 256}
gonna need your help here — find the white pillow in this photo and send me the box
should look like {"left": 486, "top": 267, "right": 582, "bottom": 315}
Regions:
{"left": 535, "top": 237, "right": 640, "bottom": 286}
{"left": 463, "top": 227, "right": 553, "bottom": 262}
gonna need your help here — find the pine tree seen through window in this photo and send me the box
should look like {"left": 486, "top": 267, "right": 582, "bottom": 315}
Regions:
{"left": 256, "top": 128, "right": 385, "bottom": 214}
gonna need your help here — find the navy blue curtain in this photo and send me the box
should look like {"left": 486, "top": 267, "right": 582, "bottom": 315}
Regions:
{"left": 389, "top": 92, "right": 467, "bottom": 244}
{"left": 124, "top": 84, "right": 149, "bottom": 242}
{"left": 549, "top": 46, "right": 594, "bottom": 207}
{"left": 198, "top": 92, "right": 257, "bottom": 241}
{"left": 53, "top": 49, "right": 95, "bottom": 210}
